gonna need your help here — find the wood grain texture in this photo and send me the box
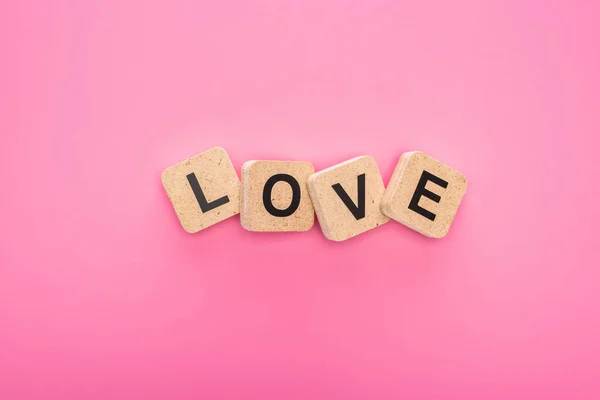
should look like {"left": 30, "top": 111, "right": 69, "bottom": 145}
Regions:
{"left": 161, "top": 147, "right": 240, "bottom": 233}
{"left": 308, "top": 156, "right": 389, "bottom": 242}
{"left": 241, "top": 160, "right": 314, "bottom": 232}
{"left": 381, "top": 151, "right": 467, "bottom": 238}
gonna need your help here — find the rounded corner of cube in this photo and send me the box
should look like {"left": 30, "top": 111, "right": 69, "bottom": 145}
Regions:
{"left": 181, "top": 222, "right": 200, "bottom": 234}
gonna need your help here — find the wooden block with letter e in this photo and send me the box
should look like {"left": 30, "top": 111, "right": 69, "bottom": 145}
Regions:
{"left": 241, "top": 160, "right": 315, "bottom": 232}
{"left": 161, "top": 147, "right": 240, "bottom": 233}
{"left": 381, "top": 151, "right": 467, "bottom": 238}
{"left": 308, "top": 156, "right": 389, "bottom": 241}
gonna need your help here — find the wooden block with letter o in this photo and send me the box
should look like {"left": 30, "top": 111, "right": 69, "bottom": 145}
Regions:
{"left": 161, "top": 147, "right": 240, "bottom": 233}
{"left": 241, "top": 160, "right": 315, "bottom": 232}
{"left": 308, "top": 156, "right": 389, "bottom": 241}
{"left": 381, "top": 151, "right": 467, "bottom": 238}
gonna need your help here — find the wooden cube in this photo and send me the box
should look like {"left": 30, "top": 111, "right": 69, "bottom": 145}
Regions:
{"left": 381, "top": 151, "right": 467, "bottom": 238}
{"left": 241, "top": 161, "right": 315, "bottom": 232}
{"left": 161, "top": 147, "right": 240, "bottom": 233}
{"left": 308, "top": 156, "right": 389, "bottom": 241}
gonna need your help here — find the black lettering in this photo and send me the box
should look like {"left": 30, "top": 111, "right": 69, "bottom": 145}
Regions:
{"left": 332, "top": 173, "right": 365, "bottom": 220}
{"left": 186, "top": 172, "right": 230, "bottom": 213}
{"left": 408, "top": 170, "right": 448, "bottom": 221}
{"left": 262, "top": 174, "right": 301, "bottom": 217}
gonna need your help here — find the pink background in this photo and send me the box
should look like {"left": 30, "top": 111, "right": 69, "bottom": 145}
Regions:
{"left": 1, "top": 1, "right": 599, "bottom": 399}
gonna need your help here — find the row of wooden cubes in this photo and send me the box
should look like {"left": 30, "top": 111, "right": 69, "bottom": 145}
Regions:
{"left": 162, "top": 147, "right": 467, "bottom": 241}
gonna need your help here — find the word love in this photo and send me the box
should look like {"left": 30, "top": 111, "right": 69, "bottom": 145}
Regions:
{"left": 161, "top": 148, "right": 467, "bottom": 241}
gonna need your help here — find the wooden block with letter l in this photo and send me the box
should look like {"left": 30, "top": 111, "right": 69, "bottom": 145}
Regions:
{"left": 381, "top": 151, "right": 467, "bottom": 238}
{"left": 241, "top": 160, "right": 315, "bottom": 232}
{"left": 161, "top": 147, "right": 240, "bottom": 233}
{"left": 307, "top": 156, "right": 389, "bottom": 241}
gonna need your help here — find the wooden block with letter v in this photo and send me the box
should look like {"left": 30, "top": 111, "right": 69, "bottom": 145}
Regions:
{"left": 381, "top": 151, "right": 467, "bottom": 238}
{"left": 161, "top": 147, "right": 240, "bottom": 233}
{"left": 241, "top": 160, "right": 315, "bottom": 232}
{"left": 308, "top": 156, "right": 389, "bottom": 241}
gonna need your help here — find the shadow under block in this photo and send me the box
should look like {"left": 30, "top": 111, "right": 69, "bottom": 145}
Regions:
{"left": 308, "top": 156, "right": 389, "bottom": 241}
{"left": 161, "top": 147, "right": 240, "bottom": 233}
{"left": 381, "top": 151, "right": 467, "bottom": 238}
{"left": 241, "top": 161, "right": 315, "bottom": 232}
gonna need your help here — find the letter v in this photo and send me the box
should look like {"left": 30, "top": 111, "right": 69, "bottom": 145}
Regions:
{"left": 331, "top": 173, "right": 366, "bottom": 220}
